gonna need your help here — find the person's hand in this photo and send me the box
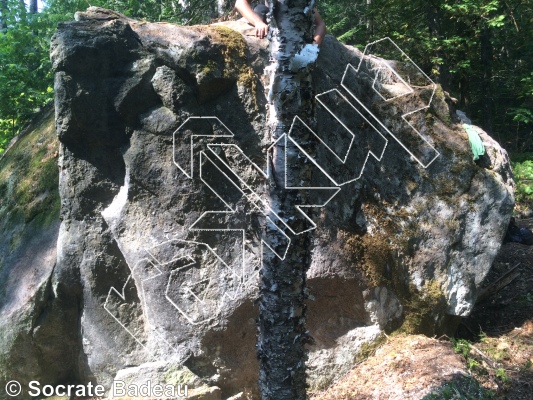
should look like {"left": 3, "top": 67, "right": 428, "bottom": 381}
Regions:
{"left": 255, "top": 21, "right": 269, "bottom": 39}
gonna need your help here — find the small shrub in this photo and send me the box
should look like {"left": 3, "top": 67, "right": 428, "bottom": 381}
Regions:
{"left": 511, "top": 153, "right": 533, "bottom": 211}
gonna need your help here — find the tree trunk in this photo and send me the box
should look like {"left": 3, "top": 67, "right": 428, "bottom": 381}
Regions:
{"left": 366, "top": 0, "right": 373, "bottom": 35}
{"left": 426, "top": 0, "right": 450, "bottom": 90}
{"left": 459, "top": 74, "right": 469, "bottom": 111}
{"left": 29, "top": 0, "right": 37, "bottom": 14}
{"left": 1, "top": 0, "right": 8, "bottom": 30}
{"left": 480, "top": 26, "right": 494, "bottom": 134}
{"left": 258, "top": 1, "right": 315, "bottom": 399}
{"left": 217, "top": 0, "right": 233, "bottom": 17}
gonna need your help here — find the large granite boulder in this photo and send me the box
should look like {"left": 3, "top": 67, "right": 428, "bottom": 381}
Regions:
{"left": 0, "top": 7, "right": 513, "bottom": 399}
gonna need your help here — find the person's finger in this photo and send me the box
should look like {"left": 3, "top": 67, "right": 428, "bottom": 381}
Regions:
{"left": 255, "top": 24, "right": 268, "bottom": 39}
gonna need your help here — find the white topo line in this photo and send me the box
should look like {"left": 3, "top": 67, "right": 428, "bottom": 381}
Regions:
{"left": 104, "top": 38, "right": 441, "bottom": 343}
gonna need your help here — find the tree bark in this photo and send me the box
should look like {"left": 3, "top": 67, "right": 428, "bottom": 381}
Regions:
{"left": 217, "top": 0, "right": 233, "bottom": 17}
{"left": 458, "top": 74, "right": 469, "bottom": 111}
{"left": 366, "top": 0, "right": 373, "bottom": 35}
{"left": 480, "top": 26, "right": 494, "bottom": 134}
{"left": 426, "top": 0, "right": 451, "bottom": 90}
{"left": 258, "top": 1, "right": 315, "bottom": 399}
{"left": 1, "top": 0, "right": 8, "bottom": 30}
{"left": 29, "top": 0, "right": 37, "bottom": 14}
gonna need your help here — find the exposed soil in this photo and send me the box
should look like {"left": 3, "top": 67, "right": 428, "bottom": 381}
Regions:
{"left": 311, "top": 335, "right": 471, "bottom": 400}
{"left": 313, "top": 218, "right": 533, "bottom": 400}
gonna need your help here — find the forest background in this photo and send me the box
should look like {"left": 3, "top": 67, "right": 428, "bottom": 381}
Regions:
{"left": 1, "top": 0, "right": 532, "bottom": 207}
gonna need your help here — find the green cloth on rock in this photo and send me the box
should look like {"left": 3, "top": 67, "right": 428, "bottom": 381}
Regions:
{"left": 463, "top": 124, "right": 485, "bottom": 161}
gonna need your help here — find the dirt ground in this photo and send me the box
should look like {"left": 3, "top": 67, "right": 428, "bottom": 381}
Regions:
{"left": 455, "top": 217, "right": 533, "bottom": 399}
{"left": 311, "top": 335, "right": 472, "bottom": 400}
{"left": 313, "top": 218, "right": 533, "bottom": 400}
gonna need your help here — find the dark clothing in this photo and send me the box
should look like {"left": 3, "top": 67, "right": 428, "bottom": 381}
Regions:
{"left": 253, "top": 4, "right": 268, "bottom": 22}
{"left": 520, "top": 227, "right": 533, "bottom": 245}
{"left": 504, "top": 217, "right": 533, "bottom": 245}
{"left": 504, "top": 224, "right": 522, "bottom": 243}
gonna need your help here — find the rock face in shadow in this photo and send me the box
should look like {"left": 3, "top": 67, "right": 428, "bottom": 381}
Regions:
{"left": 0, "top": 109, "right": 80, "bottom": 399}
{"left": 0, "top": 6, "right": 514, "bottom": 399}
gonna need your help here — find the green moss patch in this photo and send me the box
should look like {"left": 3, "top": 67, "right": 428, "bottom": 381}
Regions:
{"left": 341, "top": 229, "right": 449, "bottom": 336}
{"left": 354, "top": 333, "right": 387, "bottom": 364}
{"left": 207, "top": 25, "right": 258, "bottom": 104}
{"left": 0, "top": 109, "right": 59, "bottom": 230}
{"left": 340, "top": 230, "right": 393, "bottom": 288}
{"left": 399, "top": 280, "right": 448, "bottom": 336}
{"left": 208, "top": 26, "right": 250, "bottom": 82}
{"left": 164, "top": 365, "right": 201, "bottom": 386}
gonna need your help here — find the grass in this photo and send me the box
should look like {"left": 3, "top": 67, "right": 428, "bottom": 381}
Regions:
{"left": 450, "top": 323, "right": 533, "bottom": 399}
{"left": 423, "top": 376, "right": 501, "bottom": 400}
{"left": 420, "top": 336, "right": 519, "bottom": 399}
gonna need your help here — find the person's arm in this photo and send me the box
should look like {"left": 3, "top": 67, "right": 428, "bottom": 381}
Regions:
{"left": 313, "top": 9, "right": 326, "bottom": 46}
{"left": 235, "top": 0, "right": 269, "bottom": 39}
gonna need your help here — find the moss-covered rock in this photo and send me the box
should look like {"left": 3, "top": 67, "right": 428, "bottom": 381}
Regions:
{"left": 0, "top": 106, "right": 80, "bottom": 399}
{"left": 0, "top": 105, "right": 59, "bottom": 230}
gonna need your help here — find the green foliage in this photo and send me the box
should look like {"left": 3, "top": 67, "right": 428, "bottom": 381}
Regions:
{"left": 0, "top": 0, "right": 55, "bottom": 153}
{"left": 510, "top": 153, "right": 533, "bottom": 211}
{"left": 423, "top": 376, "right": 500, "bottom": 399}
{"left": 320, "top": 1, "right": 365, "bottom": 45}
{"left": 45, "top": 0, "right": 219, "bottom": 25}
{"left": 510, "top": 107, "right": 533, "bottom": 125}
{"left": 519, "top": 292, "right": 533, "bottom": 303}
{"left": 452, "top": 338, "right": 472, "bottom": 358}
{"left": 451, "top": 337, "right": 488, "bottom": 376}
{"left": 495, "top": 367, "right": 510, "bottom": 383}
{"left": 320, "top": 0, "right": 533, "bottom": 153}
